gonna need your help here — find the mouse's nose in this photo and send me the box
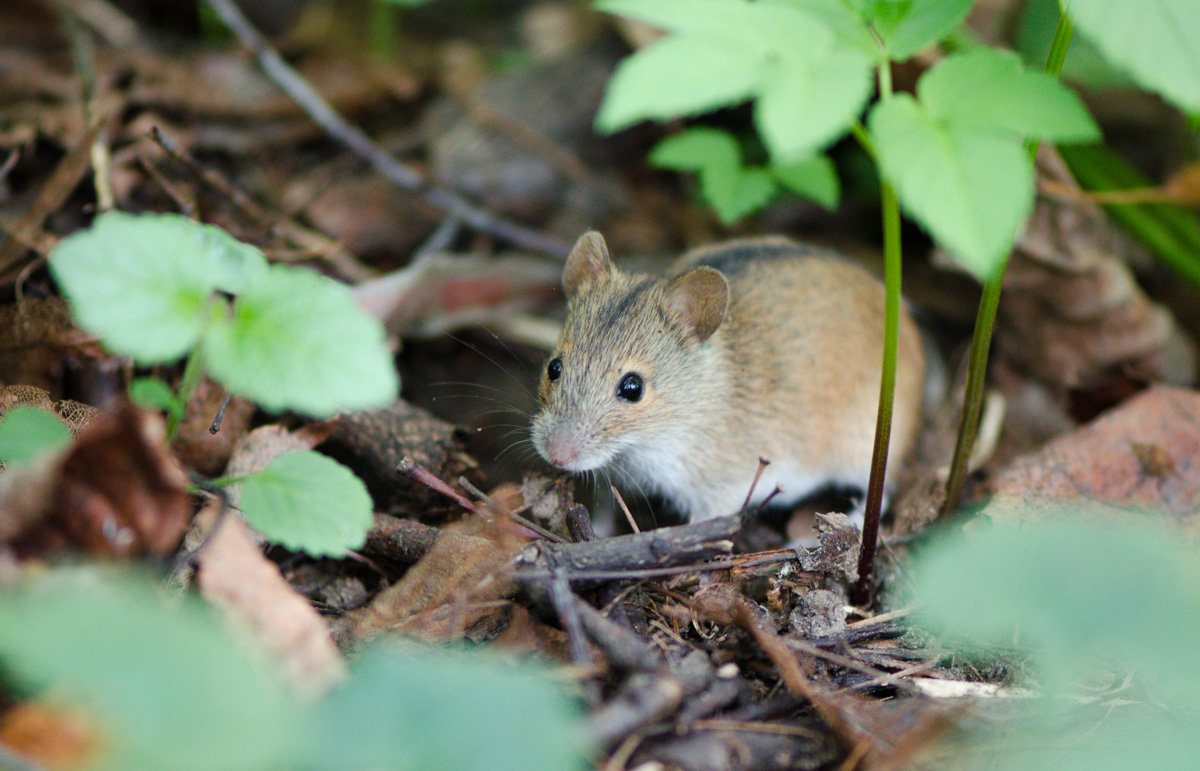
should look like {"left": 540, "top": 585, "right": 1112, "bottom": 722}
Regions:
{"left": 544, "top": 434, "right": 580, "bottom": 468}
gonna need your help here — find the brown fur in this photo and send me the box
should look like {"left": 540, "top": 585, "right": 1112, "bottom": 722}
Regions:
{"left": 531, "top": 232, "right": 926, "bottom": 521}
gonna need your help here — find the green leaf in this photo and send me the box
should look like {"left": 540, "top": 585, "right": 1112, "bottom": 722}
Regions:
{"left": 309, "top": 644, "right": 586, "bottom": 770}
{"left": 598, "top": 0, "right": 767, "bottom": 41}
{"left": 49, "top": 212, "right": 219, "bottom": 364}
{"left": 869, "top": 94, "right": 1034, "bottom": 279}
{"left": 869, "top": 0, "right": 975, "bottom": 60}
{"left": 595, "top": 34, "right": 765, "bottom": 132}
{"left": 755, "top": 46, "right": 873, "bottom": 160}
{"left": 650, "top": 129, "right": 779, "bottom": 223}
{"left": 765, "top": 0, "right": 877, "bottom": 55}
{"left": 0, "top": 406, "right": 70, "bottom": 465}
{"left": 771, "top": 154, "right": 840, "bottom": 208}
{"left": 129, "top": 377, "right": 185, "bottom": 421}
{"left": 1068, "top": 0, "right": 1200, "bottom": 113}
{"left": 705, "top": 166, "right": 777, "bottom": 224}
{"left": 200, "top": 224, "right": 269, "bottom": 295}
{"left": 919, "top": 48, "right": 1100, "bottom": 142}
{"left": 908, "top": 513, "right": 1200, "bottom": 707}
{"left": 650, "top": 127, "right": 740, "bottom": 171}
{"left": 235, "top": 450, "right": 373, "bottom": 557}
{"left": 203, "top": 264, "right": 398, "bottom": 416}
{"left": 1015, "top": 0, "right": 1135, "bottom": 90}
{"left": 0, "top": 568, "right": 300, "bottom": 770}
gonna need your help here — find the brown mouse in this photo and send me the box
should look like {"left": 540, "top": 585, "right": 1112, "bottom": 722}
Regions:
{"left": 531, "top": 232, "right": 925, "bottom": 524}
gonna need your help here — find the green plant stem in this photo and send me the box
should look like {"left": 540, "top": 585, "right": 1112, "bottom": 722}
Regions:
{"left": 166, "top": 345, "right": 206, "bottom": 441}
{"left": 853, "top": 179, "right": 902, "bottom": 607}
{"left": 851, "top": 53, "right": 902, "bottom": 606}
{"left": 940, "top": 12, "right": 1074, "bottom": 518}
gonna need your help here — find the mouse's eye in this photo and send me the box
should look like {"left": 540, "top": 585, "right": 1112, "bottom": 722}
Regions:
{"left": 616, "top": 372, "right": 644, "bottom": 402}
{"left": 547, "top": 357, "right": 563, "bottom": 382}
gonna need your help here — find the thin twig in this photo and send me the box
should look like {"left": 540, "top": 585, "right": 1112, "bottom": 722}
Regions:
{"left": 202, "top": 0, "right": 569, "bottom": 258}
{"left": 395, "top": 456, "right": 477, "bottom": 512}
{"left": 738, "top": 458, "right": 771, "bottom": 518}
{"left": 610, "top": 484, "right": 640, "bottom": 533}
{"left": 147, "top": 126, "right": 374, "bottom": 282}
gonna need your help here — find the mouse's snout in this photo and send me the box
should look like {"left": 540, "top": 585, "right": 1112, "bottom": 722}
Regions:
{"left": 532, "top": 413, "right": 611, "bottom": 473}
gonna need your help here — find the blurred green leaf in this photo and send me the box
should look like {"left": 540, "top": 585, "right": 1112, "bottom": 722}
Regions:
{"left": 651, "top": 128, "right": 780, "bottom": 223}
{"left": 908, "top": 513, "right": 1200, "bottom": 700}
{"left": 203, "top": 264, "right": 398, "bottom": 416}
{"left": 908, "top": 513, "right": 1200, "bottom": 770}
{"left": 129, "top": 377, "right": 185, "bottom": 421}
{"left": 235, "top": 451, "right": 373, "bottom": 557}
{"left": 0, "top": 406, "right": 70, "bottom": 466}
{"left": 308, "top": 644, "right": 586, "bottom": 770}
{"left": 594, "top": 34, "right": 764, "bottom": 132}
{"left": 918, "top": 48, "right": 1100, "bottom": 141}
{"left": 869, "top": 94, "right": 1033, "bottom": 279}
{"left": 868, "top": 0, "right": 974, "bottom": 60}
{"left": 771, "top": 154, "right": 839, "bottom": 208}
{"left": 596, "top": 0, "right": 868, "bottom": 158}
{"left": 0, "top": 568, "right": 300, "bottom": 770}
{"left": 49, "top": 212, "right": 218, "bottom": 364}
{"left": 200, "top": 224, "right": 269, "bottom": 296}
{"left": 1016, "top": 0, "right": 1134, "bottom": 90}
{"left": 755, "top": 46, "right": 873, "bottom": 161}
{"left": 1068, "top": 0, "right": 1200, "bottom": 113}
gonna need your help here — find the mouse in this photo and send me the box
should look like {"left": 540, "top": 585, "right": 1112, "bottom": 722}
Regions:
{"left": 530, "top": 231, "right": 926, "bottom": 526}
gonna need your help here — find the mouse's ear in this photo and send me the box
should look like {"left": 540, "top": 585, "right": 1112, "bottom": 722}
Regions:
{"left": 563, "top": 231, "right": 614, "bottom": 298}
{"left": 663, "top": 267, "right": 728, "bottom": 343}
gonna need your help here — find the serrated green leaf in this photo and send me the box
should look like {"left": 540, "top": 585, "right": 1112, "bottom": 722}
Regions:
{"left": 129, "top": 377, "right": 185, "bottom": 420}
{"left": 755, "top": 46, "right": 873, "bottom": 160}
{"left": 200, "top": 224, "right": 269, "bottom": 295}
{"left": 49, "top": 212, "right": 219, "bottom": 364}
{"left": 705, "top": 166, "right": 777, "bottom": 224}
{"left": 0, "top": 568, "right": 300, "bottom": 770}
{"left": 0, "top": 406, "right": 70, "bottom": 466}
{"left": 919, "top": 48, "right": 1100, "bottom": 142}
{"left": 203, "top": 264, "right": 398, "bottom": 416}
{"left": 309, "top": 644, "right": 586, "bottom": 770}
{"left": 869, "top": 94, "right": 1033, "bottom": 279}
{"left": 649, "top": 127, "right": 741, "bottom": 171}
{"left": 235, "top": 451, "right": 373, "bottom": 556}
{"left": 595, "top": 34, "right": 765, "bottom": 132}
{"left": 871, "top": 0, "right": 974, "bottom": 60}
{"left": 771, "top": 154, "right": 840, "bottom": 208}
{"left": 1069, "top": 0, "right": 1200, "bottom": 112}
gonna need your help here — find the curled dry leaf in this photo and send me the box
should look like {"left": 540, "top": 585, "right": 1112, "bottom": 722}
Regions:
{"left": 1, "top": 403, "right": 189, "bottom": 559}
{"left": 995, "top": 150, "right": 1196, "bottom": 392}
{"left": 192, "top": 500, "right": 346, "bottom": 700}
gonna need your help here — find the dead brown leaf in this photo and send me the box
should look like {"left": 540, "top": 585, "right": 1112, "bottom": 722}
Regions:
{"left": 193, "top": 500, "right": 346, "bottom": 700}
{"left": 2, "top": 403, "right": 189, "bottom": 559}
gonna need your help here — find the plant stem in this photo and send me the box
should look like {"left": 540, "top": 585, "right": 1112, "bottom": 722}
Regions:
{"left": 853, "top": 178, "right": 902, "bottom": 607}
{"left": 167, "top": 344, "right": 206, "bottom": 441}
{"left": 940, "top": 12, "right": 1074, "bottom": 518}
{"left": 851, "top": 53, "right": 902, "bottom": 606}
